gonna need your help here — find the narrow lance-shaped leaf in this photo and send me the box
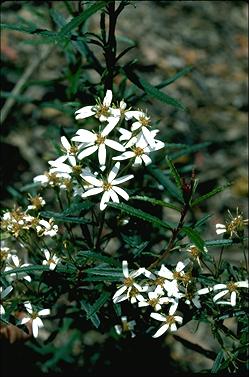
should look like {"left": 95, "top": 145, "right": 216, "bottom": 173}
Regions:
{"left": 80, "top": 300, "right": 100, "bottom": 328}
{"left": 191, "top": 184, "right": 230, "bottom": 207}
{"left": 166, "top": 157, "right": 183, "bottom": 194}
{"left": 58, "top": 1, "right": 106, "bottom": 38}
{"left": 181, "top": 227, "right": 205, "bottom": 251}
{"left": 40, "top": 211, "right": 91, "bottom": 224}
{"left": 107, "top": 202, "right": 173, "bottom": 230}
{"left": 86, "top": 292, "right": 111, "bottom": 319}
{"left": 130, "top": 195, "right": 181, "bottom": 212}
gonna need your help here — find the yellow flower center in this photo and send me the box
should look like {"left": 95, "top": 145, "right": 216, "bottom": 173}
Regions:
{"left": 96, "top": 134, "right": 106, "bottom": 145}
{"left": 133, "top": 147, "right": 144, "bottom": 156}
{"left": 69, "top": 146, "right": 78, "bottom": 154}
{"left": 102, "top": 182, "right": 112, "bottom": 191}
{"left": 139, "top": 115, "right": 150, "bottom": 127}
{"left": 154, "top": 277, "right": 165, "bottom": 287}
{"left": 30, "top": 196, "right": 43, "bottom": 209}
{"left": 96, "top": 105, "right": 110, "bottom": 119}
{"left": 72, "top": 165, "right": 82, "bottom": 175}
{"left": 173, "top": 271, "right": 182, "bottom": 280}
{"left": 227, "top": 282, "right": 237, "bottom": 292}
{"left": 124, "top": 277, "right": 134, "bottom": 287}
{"left": 166, "top": 315, "right": 175, "bottom": 325}
{"left": 148, "top": 298, "right": 159, "bottom": 308}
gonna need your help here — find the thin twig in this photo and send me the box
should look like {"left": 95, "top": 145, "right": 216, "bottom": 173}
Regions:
{"left": 1, "top": 44, "right": 53, "bottom": 124}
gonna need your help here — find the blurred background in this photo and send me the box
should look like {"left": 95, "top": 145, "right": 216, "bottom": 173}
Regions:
{"left": 1, "top": 1, "right": 248, "bottom": 375}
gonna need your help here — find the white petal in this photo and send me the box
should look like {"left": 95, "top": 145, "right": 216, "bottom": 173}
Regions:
{"left": 150, "top": 313, "right": 166, "bottom": 322}
{"left": 112, "top": 174, "right": 134, "bottom": 185}
{"left": 108, "top": 162, "right": 120, "bottom": 182}
{"left": 113, "top": 285, "right": 127, "bottom": 299}
{"left": 103, "top": 90, "right": 112, "bottom": 107}
{"left": 174, "top": 316, "right": 183, "bottom": 324}
{"left": 176, "top": 259, "right": 189, "bottom": 272}
{"left": 20, "top": 317, "right": 30, "bottom": 325}
{"left": 230, "top": 291, "right": 237, "bottom": 306}
{"left": 169, "top": 301, "right": 178, "bottom": 315}
{"left": 24, "top": 301, "right": 33, "bottom": 314}
{"left": 125, "top": 110, "right": 143, "bottom": 120}
{"left": 81, "top": 171, "right": 102, "bottom": 186}
{"left": 198, "top": 287, "right": 212, "bottom": 295}
{"left": 112, "top": 186, "right": 129, "bottom": 201}
{"left": 75, "top": 106, "right": 95, "bottom": 120}
{"left": 122, "top": 260, "right": 129, "bottom": 278}
{"left": 61, "top": 136, "right": 71, "bottom": 151}
{"left": 138, "top": 301, "right": 149, "bottom": 308}
{"left": 236, "top": 281, "right": 249, "bottom": 288}
{"left": 105, "top": 139, "right": 126, "bottom": 152}
{"left": 38, "top": 309, "right": 50, "bottom": 316}
{"left": 131, "top": 121, "right": 142, "bottom": 131}
{"left": 35, "top": 317, "right": 44, "bottom": 328}
{"left": 170, "top": 323, "right": 177, "bottom": 332}
{"left": 32, "top": 321, "right": 39, "bottom": 338}
{"left": 113, "top": 151, "right": 135, "bottom": 161}
{"left": 213, "top": 290, "right": 228, "bottom": 302}
{"left": 158, "top": 265, "right": 173, "bottom": 279}
{"left": 153, "top": 324, "right": 169, "bottom": 338}
{"left": 12, "top": 255, "right": 20, "bottom": 267}
{"left": 98, "top": 144, "right": 106, "bottom": 166}
{"left": 213, "top": 284, "right": 227, "bottom": 291}
{"left": 109, "top": 189, "right": 120, "bottom": 203}
{"left": 44, "top": 249, "right": 50, "bottom": 261}
{"left": 141, "top": 154, "right": 152, "bottom": 166}
{"left": 101, "top": 118, "right": 119, "bottom": 136}
{"left": 142, "top": 127, "right": 155, "bottom": 147}
{"left": 78, "top": 145, "right": 98, "bottom": 160}
{"left": 1, "top": 286, "right": 13, "bottom": 299}
{"left": 100, "top": 191, "right": 110, "bottom": 210}
{"left": 81, "top": 187, "right": 103, "bottom": 198}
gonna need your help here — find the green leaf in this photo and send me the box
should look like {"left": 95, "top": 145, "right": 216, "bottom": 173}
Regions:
{"left": 169, "top": 142, "right": 210, "bottom": 160}
{"left": 86, "top": 292, "right": 111, "bottom": 319}
{"left": 40, "top": 211, "right": 91, "bottom": 224}
{"left": 130, "top": 195, "right": 181, "bottom": 212}
{"left": 123, "top": 66, "right": 185, "bottom": 110}
{"left": 166, "top": 157, "right": 183, "bottom": 194}
{"left": 205, "top": 239, "right": 234, "bottom": 248}
{"left": 191, "top": 184, "right": 230, "bottom": 207}
{"left": 156, "top": 66, "right": 193, "bottom": 89}
{"left": 58, "top": 2, "right": 106, "bottom": 38}
{"left": 211, "top": 350, "right": 224, "bottom": 373}
{"left": 107, "top": 202, "right": 173, "bottom": 230}
{"left": 80, "top": 300, "right": 100, "bottom": 328}
{"left": 2, "top": 265, "right": 76, "bottom": 276}
{"left": 146, "top": 165, "right": 184, "bottom": 203}
{"left": 62, "top": 201, "right": 94, "bottom": 215}
{"left": 85, "top": 267, "right": 123, "bottom": 279}
{"left": 182, "top": 227, "right": 205, "bottom": 251}
{"left": 77, "top": 250, "right": 120, "bottom": 267}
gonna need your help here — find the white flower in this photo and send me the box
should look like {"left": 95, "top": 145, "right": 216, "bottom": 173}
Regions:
{"left": 213, "top": 281, "right": 248, "bottom": 306}
{"left": 49, "top": 155, "right": 82, "bottom": 176}
{"left": 75, "top": 90, "right": 119, "bottom": 125}
{"left": 112, "top": 260, "right": 145, "bottom": 304}
{"left": 72, "top": 122, "right": 125, "bottom": 167}
{"left": 150, "top": 308, "right": 183, "bottom": 338}
{"left": 0, "top": 246, "right": 11, "bottom": 262}
{"left": 215, "top": 223, "right": 226, "bottom": 235}
{"left": 27, "top": 195, "right": 46, "bottom": 210}
{"left": 81, "top": 162, "right": 134, "bottom": 211}
{"left": 0, "top": 285, "right": 13, "bottom": 315}
{"left": 36, "top": 218, "right": 58, "bottom": 237}
{"left": 20, "top": 302, "right": 50, "bottom": 338}
{"left": 34, "top": 171, "right": 71, "bottom": 187}
{"left": 138, "top": 286, "right": 178, "bottom": 312}
{"left": 42, "top": 249, "right": 60, "bottom": 270}
{"left": 187, "top": 244, "right": 208, "bottom": 268}
{"left": 114, "top": 316, "right": 136, "bottom": 338}
{"left": 4, "top": 255, "right": 31, "bottom": 283}
{"left": 113, "top": 133, "right": 152, "bottom": 166}
{"left": 125, "top": 110, "right": 158, "bottom": 147}
{"left": 60, "top": 136, "right": 79, "bottom": 164}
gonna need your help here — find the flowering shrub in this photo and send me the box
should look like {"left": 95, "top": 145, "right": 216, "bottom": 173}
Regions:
{"left": 1, "top": 1, "right": 248, "bottom": 375}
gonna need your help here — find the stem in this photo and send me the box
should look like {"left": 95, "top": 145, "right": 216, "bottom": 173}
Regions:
{"left": 148, "top": 203, "right": 189, "bottom": 269}
{"left": 94, "top": 211, "right": 105, "bottom": 250}
{"left": 215, "top": 246, "right": 224, "bottom": 278}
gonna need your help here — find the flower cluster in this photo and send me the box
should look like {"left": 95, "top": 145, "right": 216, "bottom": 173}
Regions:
{"left": 1, "top": 207, "right": 58, "bottom": 238}
{"left": 112, "top": 260, "right": 248, "bottom": 338}
{"left": 33, "top": 90, "right": 165, "bottom": 211}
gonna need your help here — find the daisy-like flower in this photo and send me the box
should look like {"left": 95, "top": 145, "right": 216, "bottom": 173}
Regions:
{"left": 150, "top": 306, "right": 183, "bottom": 338}
{"left": 125, "top": 110, "right": 157, "bottom": 148}
{"left": 0, "top": 285, "right": 13, "bottom": 315}
{"left": 72, "top": 122, "right": 125, "bottom": 167}
{"left": 113, "top": 133, "right": 153, "bottom": 166}
{"left": 36, "top": 218, "right": 58, "bottom": 237}
{"left": 114, "top": 316, "right": 136, "bottom": 338}
{"left": 42, "top": 249, "right": 60, "bottom": 270}
{"left": 4, "top": 255, "right": 31, "bottom": 283}
{"left": 20, "top": 302, "right": 50, "bottom": 338}
{"left": 34, "top": 171, "right": 71, "bottom": 188}
{"left": 187, "top": 245, "right": 208, "bottom": 268}
{"left": 156, "top": 260, "right": 190, "bottom": 297}
{"left": 81, "top": 162, "right": 134, "bottom": 211}
{"left": 212, "top": 281, "right": 248, "bottom": 306}
{"left": 215, "top": 208, "right": 248, "bottom": 238}
{"left": 138, "top": 286, "right": 178, "bottom": 312}
{"left": 0, "top": 246, "right": 11, "bottom": 263}
{"left": 112, "top": 260, "right": 145, "bottom": 304}
{"left": 60, "top": 136, "right": 80, "bottom": 164}
{"left": 49, "top": 155, "right": 82, "bottom": 176}
{"left": 75, "top": 90, "right": 119, "bottom": 125}
{"left": 27, "top": 195, "right": 46, "bottom": 211}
